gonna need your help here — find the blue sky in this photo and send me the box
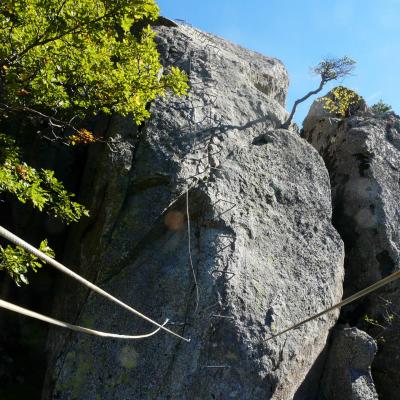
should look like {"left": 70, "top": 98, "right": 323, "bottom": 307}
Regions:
{"left": 157, "top": 0, "right": 400, "bottom": 125}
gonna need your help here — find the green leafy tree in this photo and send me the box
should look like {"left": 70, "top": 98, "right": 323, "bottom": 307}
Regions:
{"left": 281, "top": 56, "right": 356, "bottom": 129}
{"left": 0, "top": 0, "right": 188, "bottom": 284}
{"left": 370, "top": 100, "right": 392, "bottom": 114}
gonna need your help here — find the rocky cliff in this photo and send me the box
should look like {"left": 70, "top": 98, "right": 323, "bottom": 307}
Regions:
{"left": 1, "top": 19, "right": 398, "bottom": 400}
{"left": 41, "top": 22, "right": 346, "bottom": 399}
{"left": 304, "top": 102, "right": 400, "bottom": 400}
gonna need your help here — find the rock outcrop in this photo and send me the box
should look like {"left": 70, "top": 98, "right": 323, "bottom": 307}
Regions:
{"left": 42, "top": 23, "right": 344, "bottom": 399}
{"left": 303, "top": 102, "right": 400, "bottom": 399}
{"left": 319, "top": 326, "right": 378, "bottom": 400}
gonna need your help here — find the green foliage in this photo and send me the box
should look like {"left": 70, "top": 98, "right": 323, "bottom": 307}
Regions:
{"left": 320, "top": 86, "right": 363, "bottom": 118}
{"left": 363, "top": 297, "right": 399, "bottom": 344}
{"left": 0, "top": 1, "right": 188, "bottom": 285}
{"left": 370, "top": 100, "right": 392, "bottom": 114}
{"left": 67, "top": 128, "right": 96, "bottom": 145}
{"left": 0, "top": 134, "right": 89, "bottom": 222}
{"left": 0, "top": 0, "right": 188, "bottom": 124}
{"left": 0, "top": 239, "right": 54, "bottom": 286}
{"left": 364, "top": 314, "right": 385, "bottom": 329}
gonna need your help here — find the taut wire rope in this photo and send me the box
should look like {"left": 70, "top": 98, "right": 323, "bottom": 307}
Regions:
{"left": 0, "top": 225, "right": 190, "bottom": 342}
{"left": 267, "top": 267, "right": 400, "bottom": 340}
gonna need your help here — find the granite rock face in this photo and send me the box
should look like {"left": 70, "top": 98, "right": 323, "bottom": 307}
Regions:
{"left": 303, "top": 103, "right": 400, "bottom": 399}
{"left": 319, "top": 326, "right": 378, "bottom": 400}
{"left": 43, "top": 23, "right": 344, "bottom": 399}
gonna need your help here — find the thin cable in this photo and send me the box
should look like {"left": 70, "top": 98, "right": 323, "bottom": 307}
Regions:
{"left": 267, "top": 268, "right": 400, "bottom": 341}
{"left": 186, "top": 190, "right": 199, "bottom": 312}
{"left": 0, "top": 225, "right": 190, "bottom": 342}
{"left": 159, "top": 180, "right": 198, "bottom": 218}
{"left": 0, "top": 298, "right": 168, "bottom": 339}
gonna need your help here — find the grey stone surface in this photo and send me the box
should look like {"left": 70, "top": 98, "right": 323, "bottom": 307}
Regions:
{"left": 304, "top": 101, "right": 400, "bottom": 399}
{"left": 43, "top": 23, "right": 344, "bottom": 400}
{"left": 319, "top": 327, "right": 378, "bottom": 400}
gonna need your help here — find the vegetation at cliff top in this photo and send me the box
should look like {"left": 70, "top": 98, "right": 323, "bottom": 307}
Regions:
{"left": 282, "top": 56, "right": 356, "bottom": 128}
{"left": 320, "top": 86, "right": 363, "bottom": 118}
{"left": 0, "top": 0, "right": 188, "bottom": 285}
{"left": 370, "top": 100, "right": 393, "bottom": 114}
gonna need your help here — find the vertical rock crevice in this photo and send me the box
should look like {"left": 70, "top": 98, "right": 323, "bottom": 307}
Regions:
{"left": 303, "top": 99, "right": 400, "bottom": 399}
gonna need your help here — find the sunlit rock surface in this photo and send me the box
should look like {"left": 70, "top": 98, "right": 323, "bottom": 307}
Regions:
{"left": 43, "top": 22, "right": 344, "bottom": 400}
{"left": 304, "top": 102, "right": 400, "bottom": 400}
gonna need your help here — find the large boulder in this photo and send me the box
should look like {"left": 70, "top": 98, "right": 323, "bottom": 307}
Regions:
{"left": 303, "top": 103, "right": 400, "bottom": 399}
{"left": 43, "top": 23, "right": 344, "bottom": 399}
{"left": 319, "top": 326, "right": 378, "bottom": 400}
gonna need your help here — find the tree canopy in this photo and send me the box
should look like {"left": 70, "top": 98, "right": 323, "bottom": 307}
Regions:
{"left": 0, "top": 0, "right": 188, "bottom": 284}
{"left": 0, "top": 0, "right": 188, "bottom": 127}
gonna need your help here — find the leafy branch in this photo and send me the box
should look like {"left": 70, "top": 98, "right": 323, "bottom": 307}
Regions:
{"left": 0, "top": 240, "right": 55, "bottom": 286}
{"left": 0, "top": 134, "right": 89, "bottom": 222}
{"left": 0, "top": 0, "right": 189, "bottom": 287}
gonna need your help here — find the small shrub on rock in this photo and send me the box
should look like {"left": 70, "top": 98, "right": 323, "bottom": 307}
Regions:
{"left": 370, "top": 100, "right": 393, "bottom": 114}
{"left": 320, "top": 86, "right": 364, "bottom": 118}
